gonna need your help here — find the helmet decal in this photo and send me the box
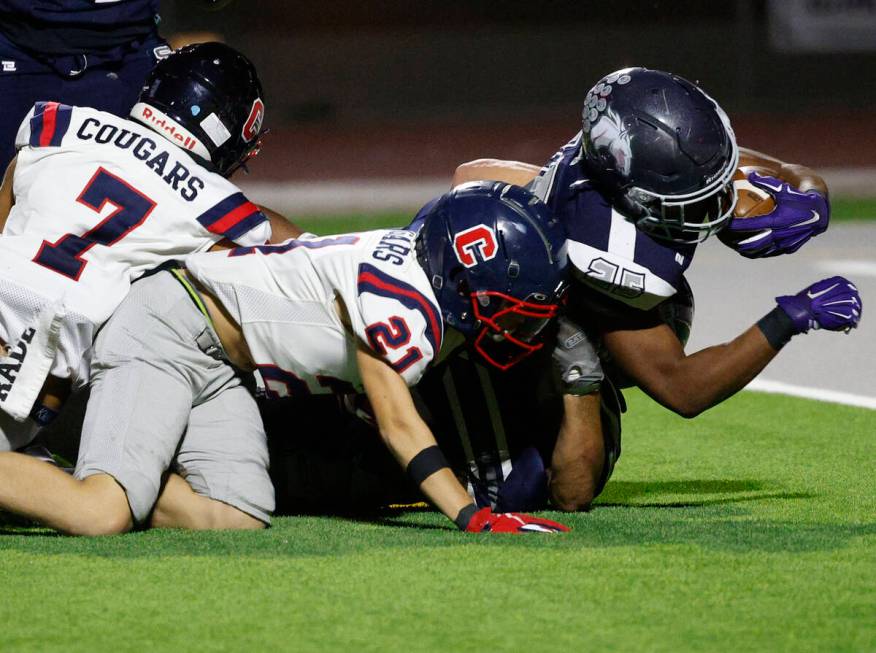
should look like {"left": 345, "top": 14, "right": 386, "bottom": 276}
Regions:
{"left": 589, "top": 108, "right": 632, "bottom": 176}
{"left": 453, "top": 224, "right": 498, "bottom": 268}
{"left": 130, "top": 102, "right": 211, "bottom": 160}
{"left": 199, "top": 112, "right": 232, "bottom": 147}
{"left": 242, "top": 98, "right": 265, "bottom": 142}
{"left": 581, "top": 69, "right": 633, "bottom": 132}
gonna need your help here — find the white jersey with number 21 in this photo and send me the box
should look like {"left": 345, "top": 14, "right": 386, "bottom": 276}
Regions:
{"left": 185, "top": 229, "right": 443, "bottom": 397}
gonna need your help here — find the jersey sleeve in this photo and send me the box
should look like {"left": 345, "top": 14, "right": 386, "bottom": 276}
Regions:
{"left": 356, "top": 262, "right": 443, "bottom": 386}
{"left": 15, "top": 102, "right": 75, "bottom": 151}
{"left": 529, "top": 134, "right": 581, "bottom": 201}
{"left": 193, "top": 190, "right": 272, "bottom": 247}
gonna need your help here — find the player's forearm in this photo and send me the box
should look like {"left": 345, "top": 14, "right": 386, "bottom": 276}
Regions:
{"left": 358, "top": 347, "right": 473, "bottom": 523}
{"left": 452, "top": 159, "right": 541, "bottom": 188}
{"left": 641, "top": 326, "right": 777, "bottom": 418}
{"left": 549, "top": 393, "right": 604, "bottom": 511}
{"left": 376, "top": 415, "right": 472, "bottom": 519}
{"left": 739, "top": 147, "right": 828, "bottom": 195}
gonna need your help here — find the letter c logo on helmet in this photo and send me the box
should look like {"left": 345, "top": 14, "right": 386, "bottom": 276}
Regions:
{"left": 453, "top": 224, "right": 498, "bottom": 268}
{"left": 242, "top": 98, "right": 265, "bottom": 142}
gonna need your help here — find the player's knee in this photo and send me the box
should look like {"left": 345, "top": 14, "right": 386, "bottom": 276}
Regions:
{"left": 69, "top": 510, "right": 133, "bottom": 537}
{"left": 63, "top": 476, "right": 134, "bottom": 536}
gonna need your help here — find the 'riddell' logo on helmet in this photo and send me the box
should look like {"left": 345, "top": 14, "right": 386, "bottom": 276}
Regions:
{"left": 453, "top": 225, "right": 498, "bottom": 268}
{"left": 242, "top": 98, "right": 265, "bottom": 143}
{"left": 130, "top": 102, "right": 211, "bottom": 161}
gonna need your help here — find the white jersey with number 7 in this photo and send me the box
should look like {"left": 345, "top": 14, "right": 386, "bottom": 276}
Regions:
{"left": 0, "top": 101, "right": 271, "bottom": 420}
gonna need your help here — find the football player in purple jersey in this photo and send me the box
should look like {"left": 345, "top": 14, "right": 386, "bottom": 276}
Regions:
{"left": 446, "top": 67, "right": 861, "bottom": 511}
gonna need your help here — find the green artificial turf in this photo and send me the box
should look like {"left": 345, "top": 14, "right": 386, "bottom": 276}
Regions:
{"left": 2, "top": 389, "right": 874, "bottom": 652}
{"left": 831, "top": 197, "right": 876, "bottom": 222}
{"left": 295, "top": 211, "right": 410, "bottom": 234}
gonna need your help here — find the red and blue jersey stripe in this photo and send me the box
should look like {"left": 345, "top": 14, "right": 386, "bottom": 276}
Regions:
{"left": 196, "top": 192, "right": 267, "bottom": 242}
{"left": 29, "top": 101, "right": 73, "bottom": 148}
{"left": 357, "top": 263, "right": 443, "bottom": 356}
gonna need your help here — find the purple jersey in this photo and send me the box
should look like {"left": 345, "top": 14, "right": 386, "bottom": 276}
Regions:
{"left": 530, "top": 132, "right": 697, "bottom": 310}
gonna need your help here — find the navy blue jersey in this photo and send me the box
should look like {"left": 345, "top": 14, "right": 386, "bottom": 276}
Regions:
{"left": 0, "top": 1, "right": 159, "bottom": 52}
{"left": 412, "top": 349, "right": 564, "bottom": 508}
{"left": 530, "top": 132, "right": 697, "bottom": 310}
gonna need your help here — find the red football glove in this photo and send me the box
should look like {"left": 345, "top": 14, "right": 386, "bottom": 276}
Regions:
{"left": 465, "top": 507, "right": 570, "bottom": 533}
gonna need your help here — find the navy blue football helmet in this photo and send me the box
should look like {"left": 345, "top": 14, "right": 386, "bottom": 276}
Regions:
{"left": 580, "top": 67, "right": 739, "bottom": 243}
{"left": 416, "top": 181, "right": 569, "bottom": 370}
{"left": 130, "top": 42, "right": 265, "bottom": 177}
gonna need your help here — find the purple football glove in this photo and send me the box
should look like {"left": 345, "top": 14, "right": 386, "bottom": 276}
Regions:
{"left": 776, "top": 276, "right": 862, "bottom": 334}
{"left": 726, "top": 172, "right": 829, "bottom": 258}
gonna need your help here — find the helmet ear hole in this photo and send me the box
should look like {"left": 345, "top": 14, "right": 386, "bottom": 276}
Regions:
{"left": 454, "top": 274, "right": 470, "bottom": 299}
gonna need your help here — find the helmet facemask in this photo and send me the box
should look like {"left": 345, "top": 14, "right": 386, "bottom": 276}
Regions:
{"left": 224, "top": 126, "right": 268, "bottom": 177}
{"left": 626, "top": 150, "right": 739, "bottom": 244}
{"left": 468, "top": 286, "right": 566, "bottom": 371}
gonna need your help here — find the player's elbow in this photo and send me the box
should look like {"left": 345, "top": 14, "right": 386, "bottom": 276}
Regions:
{"left": 650, "top": 380, "right": 710, "bottom": 418}
{"left": 665, "top": 395, "right": 708, "bottom": 419}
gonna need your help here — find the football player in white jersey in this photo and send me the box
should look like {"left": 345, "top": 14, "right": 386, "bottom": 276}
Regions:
{"left": 0, "top": 43, "right": 298, "bottom": 453}
{"left": 0, "top": 181, "right": 574, "bottom": 534}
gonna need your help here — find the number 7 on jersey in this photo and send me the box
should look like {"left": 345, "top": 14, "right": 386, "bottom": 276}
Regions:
{"left": 33, "top": 167, "right": 156, "bottom": 280}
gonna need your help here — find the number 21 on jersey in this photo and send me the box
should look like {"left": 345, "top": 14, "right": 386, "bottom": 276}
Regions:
{"left": 365, "top": 316, "right": 423, "bottom": 373}
{"left": 33, "top": 167, "right": 156, "bottom": 280}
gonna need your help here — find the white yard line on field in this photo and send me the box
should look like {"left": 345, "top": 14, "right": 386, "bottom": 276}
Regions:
{"left": 746, "top": 378, "right": 876, "bottom": 410}
{"left": 238, "top": 178, "right": 448, "bottom": 215}
{"left": 815, "top": 260, "right": 876, "bottom": 278}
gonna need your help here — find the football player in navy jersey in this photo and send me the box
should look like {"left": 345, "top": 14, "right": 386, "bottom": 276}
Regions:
{"left": 0, "top": 1, "right": 239, "bottom": 173}
{"left": 0, "top": 1, "right": 173, "bottom": 172}
{"left": 444, "top": 67, "right": 861, "bottom": 511}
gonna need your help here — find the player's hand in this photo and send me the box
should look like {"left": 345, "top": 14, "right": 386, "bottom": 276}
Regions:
{"left": 725, "top": 172, "right": 829, "bottom": 258}
{"left": 464, "top": 507, "right": 570, "bottom": 533}
{"left": 776, "top": 276, "right": 862, "bottom": 334}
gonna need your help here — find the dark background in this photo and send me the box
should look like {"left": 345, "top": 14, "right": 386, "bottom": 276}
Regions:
{"left": 162, "top": 1, "right": 876, "bottom": 178}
